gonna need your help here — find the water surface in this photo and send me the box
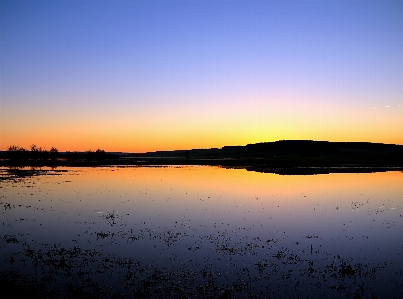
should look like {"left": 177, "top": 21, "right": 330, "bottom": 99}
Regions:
{"left": 1, "top": 166, "right": 402, "bottom": 298}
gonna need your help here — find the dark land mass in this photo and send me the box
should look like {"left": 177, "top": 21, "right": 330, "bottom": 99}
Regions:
{"left": 1, "top": 140, "right": 403, "bottom": 175}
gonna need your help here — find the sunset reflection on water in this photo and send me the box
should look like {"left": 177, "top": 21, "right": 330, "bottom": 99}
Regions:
{"left": 1, "top": 166, "right": 402, "bottom": 298}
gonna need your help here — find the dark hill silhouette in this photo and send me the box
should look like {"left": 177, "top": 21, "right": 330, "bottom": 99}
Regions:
{"left": 244, "top": 140, "right": 400, "bottom": 154}
{"left": 140, "top": 140, "right": 403, "bottom": 160}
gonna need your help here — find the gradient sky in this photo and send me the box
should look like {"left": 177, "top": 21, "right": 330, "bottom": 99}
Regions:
{"left": 1, "top": 0, "right": 402, "bottom": 152}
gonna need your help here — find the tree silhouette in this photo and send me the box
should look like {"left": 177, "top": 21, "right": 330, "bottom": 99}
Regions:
{"left": 50, "top": 147, "right": 58, "bottom": 154}
{"left": 7, "top": 145, "right": 27, "bottom": 161}
{"left": 49, "top": 147, "right": 59, "bottom": 161}
{"left": 8, "top": 145, "right": 23, "bottom": 152}
{"left": 30, "top": 144, "right": 39, "bottom": 159}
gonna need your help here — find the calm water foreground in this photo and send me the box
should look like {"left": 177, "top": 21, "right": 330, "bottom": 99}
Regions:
{"left": 0, "top": 166, "right": 402, "bottom": 298}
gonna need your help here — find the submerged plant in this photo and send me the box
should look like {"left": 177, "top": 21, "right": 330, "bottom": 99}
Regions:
{"left": 103, "top": 210, "right": 118, "bottom": 226}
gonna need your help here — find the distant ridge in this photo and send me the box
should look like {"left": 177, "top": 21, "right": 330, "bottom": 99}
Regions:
{"left": 143, "top": 140, "right": 403, "bottom": 158}
{"left": 243, "top": 140, "right": 402, "bottom": 153}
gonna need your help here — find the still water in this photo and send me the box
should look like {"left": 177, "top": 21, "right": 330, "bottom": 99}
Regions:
{"left": 1, "top": 166, "right": 402, "bottom": 298}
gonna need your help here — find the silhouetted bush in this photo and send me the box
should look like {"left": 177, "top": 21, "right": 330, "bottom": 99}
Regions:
{"left": 49, "top": 147, "right": 59, "bottom": 160}
{"left": 95, "top": 149, "right": 106, "bottom": 161}
{"left": 6, "top": 144, "right": 60, "bottom": 163}
{"left": 7, "top": 145, "right": 28, "bottom": 161}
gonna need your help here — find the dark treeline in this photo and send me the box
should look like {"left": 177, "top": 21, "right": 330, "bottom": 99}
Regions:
{"left": 5, "top": 144, "right": 59, "bottom": 161}
{"left": 2, "top": 144, "right": 113, "bottom": 165}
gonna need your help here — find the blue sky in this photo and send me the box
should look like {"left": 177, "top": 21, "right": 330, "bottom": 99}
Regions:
{"left": 1, "top": 0, "right": 402, "bottom": 151}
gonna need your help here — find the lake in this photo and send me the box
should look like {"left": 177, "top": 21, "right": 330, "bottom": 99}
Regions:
{"left": 1, "top": 166, "right": 402, "bottom": 298}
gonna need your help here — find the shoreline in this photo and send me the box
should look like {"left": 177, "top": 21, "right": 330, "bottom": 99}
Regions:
{"left": 1, "top": 158, "right": 402, "bottom": 176}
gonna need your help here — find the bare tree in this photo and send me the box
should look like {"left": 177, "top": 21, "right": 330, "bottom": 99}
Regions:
{"left": 50, "top": 147, "right": 59, "bottom": 154}
{"left": 30, "top": 144, "right": 38, "bottom": 152}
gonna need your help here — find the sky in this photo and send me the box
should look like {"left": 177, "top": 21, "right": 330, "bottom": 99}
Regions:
{"left": 1, "top": 0, "right": 402, "bottom": 152}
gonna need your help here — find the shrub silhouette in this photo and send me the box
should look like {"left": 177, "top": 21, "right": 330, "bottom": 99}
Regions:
{"left": 6, "top": 144, "right": 60, "bottom": 163}
{"left": 7, "top": 145, "right": 28, "bottom": 161}
{"left": 49, "top": 147, "right": 59, "bottom": 160}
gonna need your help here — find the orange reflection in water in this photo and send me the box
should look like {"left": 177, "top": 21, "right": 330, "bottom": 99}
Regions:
{"left": 6, "top": 166, "right": 400, "bottom": 220}
{"left": 76, "top": 166, "right": 403, "bottom": 208}
{"left": 71, "top": 166, "right": 403, "bottom": 195}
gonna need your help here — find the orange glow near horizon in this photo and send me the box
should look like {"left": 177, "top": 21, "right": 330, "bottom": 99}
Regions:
{"left": 1, "top": 133, "right": 402, "bottom": 153}
{"left": 1, "top": 128, "right": 402, "bottom": 152}
{"left": 1, "top": 94, "right": 402, "bottom": 152}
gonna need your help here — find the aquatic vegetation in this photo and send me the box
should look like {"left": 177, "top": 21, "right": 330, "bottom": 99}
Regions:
{"left": 0, "top": 237, "right": 396, "bottom": 299}
{"left": 103, "top": 210, "right": 119, "bottom": 226}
